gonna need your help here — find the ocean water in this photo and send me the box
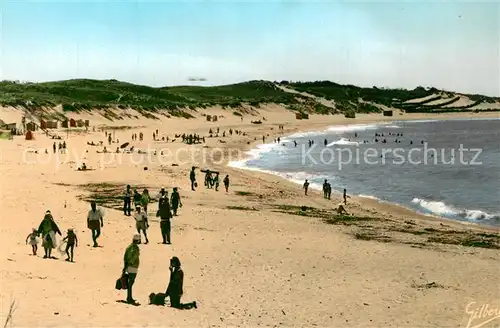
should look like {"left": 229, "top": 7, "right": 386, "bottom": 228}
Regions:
{"left": 230, "top": 119, "right": 500, "bottom": 226}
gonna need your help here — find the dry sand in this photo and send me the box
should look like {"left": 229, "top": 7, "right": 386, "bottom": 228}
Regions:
{"left": 0, "top": 106, "right": 499, "bottom": 327}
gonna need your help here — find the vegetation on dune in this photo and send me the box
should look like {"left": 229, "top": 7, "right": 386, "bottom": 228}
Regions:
{"left": 1, "top": 79, "right": 498, "bottom": 118}
{"left": 280, "top": 81, "right": 437, "bottom": 108}
{"left": 280, "top": 81, "right": 500, "bottom": 113}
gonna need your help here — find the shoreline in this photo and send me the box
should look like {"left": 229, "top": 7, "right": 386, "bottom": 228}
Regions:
{"left": 223, "top": 112, "right": 500, "bottom": 231}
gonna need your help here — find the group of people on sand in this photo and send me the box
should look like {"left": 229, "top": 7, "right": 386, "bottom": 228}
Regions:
{"left": 190, "top": 166, "right": 230, "bottom": 192}
{"left": 182, "top": 134, "right": 203, "bottom": 145}
{"left": 122, "top": 240, "right": 196, "bottom": 309}
{"left": 28, "top": 196, "right": 195, "bottom": 308}
{"left": 28, "top": 209, "right": 86, "bottom": 262}
{"left": 208, "top": 127, "right": 246, "bottom": 138}
{"left": 123, "top": 185, "right": 183, "bottom": 245}
{"left": 53, "top": 141, "right": 67, "bottom": 153}
{"left": 131, "top": 132, "right": 143, "bottom": 141}
{"left": 119, "top": 184, "right": 196, "bottom": 307}
{"left": 302, "top": 179, "right": 350, "bottom": 215}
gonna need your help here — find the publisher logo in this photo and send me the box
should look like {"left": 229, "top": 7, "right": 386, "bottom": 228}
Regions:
{"left": 465, "top": 301, "right": 500, "bottom": 328}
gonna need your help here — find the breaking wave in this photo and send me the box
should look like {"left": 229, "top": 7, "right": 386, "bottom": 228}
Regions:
{"left": 411, "top": 197, "right": 500, "bottom": 222}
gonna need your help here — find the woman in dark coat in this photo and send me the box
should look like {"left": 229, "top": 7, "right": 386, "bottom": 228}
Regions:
{"left": 166, "top": 257, "right": 196, "bottom": 309}
{"left": 37, "top": 210, "right": 62, "bottom": 259}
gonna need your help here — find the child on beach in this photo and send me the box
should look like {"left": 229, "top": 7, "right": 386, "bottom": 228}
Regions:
{"left": 25, "top": 228, "right": 39, "bottom": 256}
{"left": 134, "top": 205, "right": 149, "bottom": 244}
{"left": 62, "top": 228, "right": 78, "bottom": 262}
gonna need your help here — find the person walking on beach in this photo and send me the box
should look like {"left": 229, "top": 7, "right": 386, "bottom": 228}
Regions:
{"left": 133, "top": 188, "right": 142, "bottom": 208}
{"left": 343, "top": 188, "right": 351, "bottom": 204}
{"left": 87, "top": 201, "right": 104, "bottom": 247}
{"left": 190, "top": 167, "right": 197, "bottom": 191}
{"left": 124, "top": 185, "right": 132, "bottom": 216}
{"left": 26, "top": 228, "right": 39, "bottom": 256}
{"left": 158, "top": 194, "right": 173, "bottom": 244}
{"left": 165, "top": 257, "right": 197, "bottom": 309}
{"left": 326, "top": 182, "right": 332, "bottom": 200}
{"left": 62, "top": 228, "right": 78, "bottom": 262}
{"left": 122, "top": 234, "right": 141, "bottom": 305}
{"left": 322, "top": 180, "right": 328, "bottom": 199}
{"left": 37, "top": 210, "right": 62, "bottom": 259}
{"left": 213, "top": 173, "right": 220, "bottom": 191}
{"left": 158, "top": 187, "right": 168, "bottom": 210}
{"left": 170, "top": 188, "right": 182, "bottom": 216}
{"left": 223, "top": 174, "right": 230, "bottom": 192}
{"left": 134, "top": 205, "right": 149, "bottom": 244}
{"left": 141, "top": 189, "right": 150, "bottom": 214}
{"left": 303, "top": 179, "right": 309, "bottom": 196}
{"left": 204, "top": 170, "right": 212, "bottom": 189}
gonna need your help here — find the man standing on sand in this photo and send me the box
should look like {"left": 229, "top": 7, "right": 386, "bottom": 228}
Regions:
{"left": 123, "top": 234, "right": 141, "bottom": 305}
{"left": 322, "top": 180, "right": 328, "bottom": 199}
{"left": 170, "top": 188, "right": 182, "bottom": 216}
{"left": 158, "top": 194, "right": 173, "bottom": 244}
{"left": 124, "top": 185, "right": 132, "bottom": 216}
{"left": 326, "top": 182, "right": 332, "bottom": 200}
{"left": 87, "top": 201, "right": 104, "bottom": 247}
{"left": 223, "top": 174, "right": 230, "bottom": 192}
{"left": 303, "top": 179, "right": 309, "bottom": 195}
{"left": 189, "top": 167, "right": 196, "bottom": 191}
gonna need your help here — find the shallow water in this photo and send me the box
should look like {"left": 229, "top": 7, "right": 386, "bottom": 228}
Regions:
{"left": 231, "top": 119, "right": 500, "bottom": 226}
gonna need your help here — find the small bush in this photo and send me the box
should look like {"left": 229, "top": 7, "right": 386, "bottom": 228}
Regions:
{"left": 344, "top": 109, "right": 356, "bottom": 118}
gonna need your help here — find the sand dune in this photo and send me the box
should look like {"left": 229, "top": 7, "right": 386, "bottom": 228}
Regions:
{"left": 0, "top": 106, "right": 499, "bottom": 327}
{"left": 442, "top": 96, "right": 476, "bottom": 108}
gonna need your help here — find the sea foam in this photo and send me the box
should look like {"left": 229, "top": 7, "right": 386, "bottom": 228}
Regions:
{"left": 411, "top": 197, "right": 499, "bottom": 222}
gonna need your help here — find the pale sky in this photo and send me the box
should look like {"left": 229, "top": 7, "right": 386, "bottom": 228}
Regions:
{"left": 1, "top": 1, "right": 499, "bottom": 96}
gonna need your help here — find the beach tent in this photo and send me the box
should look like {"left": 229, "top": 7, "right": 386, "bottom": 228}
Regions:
{"left": 46, "top": 121, "right": 58, "bottom": 129}
{"left": 85, "top": 120, "right": 90, "bottom": 127}
{"left": 62, "top": 120, "right": 69, "bottom": 128}
{"left": 25, "top": 130, "right": 33, "bottom": 140}
{"left": 206, "top": 116, "right": 212, "bottom": 122}
{"left": 40, "top": 120, "right": 47, "bottom": 130}
{"left": 69, "top": 119, "right": 76, "bottom": 127}
{"left": 383, "top": 110, "right": 393, "bottom": 117}
{"left": 212, "top": 115, "right": 218, "bottom": 122}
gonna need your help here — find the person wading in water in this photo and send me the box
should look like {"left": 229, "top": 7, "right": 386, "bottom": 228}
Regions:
{"left": 87, "top": 201, "right": 104, "bottom": 247}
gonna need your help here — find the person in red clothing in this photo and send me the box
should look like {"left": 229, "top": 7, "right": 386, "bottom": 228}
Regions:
{"left": 166, "top": 257, "right": 197, "bottom": 309}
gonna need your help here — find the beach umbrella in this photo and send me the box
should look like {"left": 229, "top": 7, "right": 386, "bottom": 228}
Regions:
{"left": 120, "top": 142, "right": 129, "bottom": 149}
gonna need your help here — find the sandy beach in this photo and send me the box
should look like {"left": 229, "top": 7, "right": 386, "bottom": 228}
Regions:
{"left": 0, "top": 106, "right": 499, "bottom": 327}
